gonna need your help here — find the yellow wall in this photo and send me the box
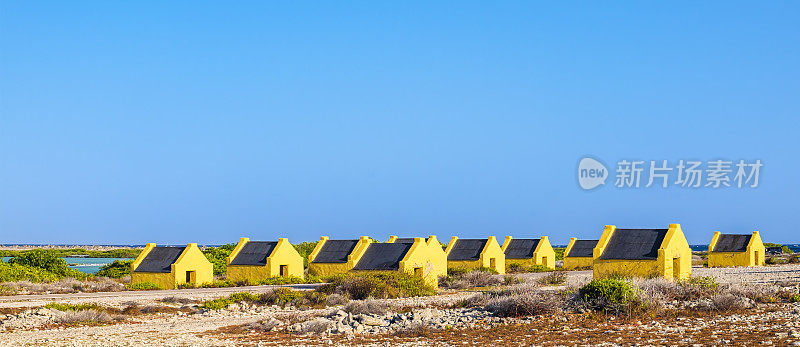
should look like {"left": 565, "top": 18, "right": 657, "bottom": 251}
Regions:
{"left": 387, "top": 235, "right": 447, "bottom": 279}
{"left": 172, "top": 243, "right": 214, "bottom": 287}
{"left": 592, "top": 224, "right": 692, "bottom": 280}
{"left": 130, "top": 243, "right": 213, "bottom": 289}
{"left": 227, "top": 238, "right": 305, "bottom": 282}
{"left": 708, "top": 231, "right": 766, "bottom": 267}
{"left": 563, "top": 257, "right": 593, "bottom": 270}
{"left": 130, "top": 272, "right": 174, "bottom": 290}
{"left": 501, "top": 236, "right": 556, "bottom": 270}
{"left": 308, "top": 236, "right": 371, "bottom": 276}
{"left": 445, "top": 236, "right": 505, "bottom": 274}
{"left": 563, "top": 237, "right": 592, "bottom": 270}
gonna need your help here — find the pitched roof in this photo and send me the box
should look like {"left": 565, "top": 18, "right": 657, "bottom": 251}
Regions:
{"left": 352, "top": 243, "right": 414, "bottom": 270}
{"left": 229, "top": 241, "right": 278, "bottom": 266}
{"left": 447, "top": 239, "right": 487, "bottom": 261}
{"left": 712, "top": 234, "right": 752, "bottom": 253}
{"left": 393, "top": 238, "right": 416, "bottom": 244}
{"left": 311, "top": 239, "right": 359, "bottom": 263}
{"left": 598, "top": 229, "right": 668, "bottom": 260}
{"left": 566, "top": 240, "right": 598, "bottom": 258}
{"left": 134, "top": 246, "right": 185, "bottom": 273}
{"left": 504, "top": 239, "right": 541, "bottom": 259}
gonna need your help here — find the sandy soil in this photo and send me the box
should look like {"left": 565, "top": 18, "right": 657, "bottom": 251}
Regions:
{"left": 2, "top": 264, "right": 799, "bottom": 346}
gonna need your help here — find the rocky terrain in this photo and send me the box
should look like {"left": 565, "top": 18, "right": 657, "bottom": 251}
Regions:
{"left": 0, "top": 264, "right": 799, "bottom": 346}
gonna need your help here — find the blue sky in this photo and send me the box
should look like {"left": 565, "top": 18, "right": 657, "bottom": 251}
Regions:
{"left": 1, "top": 2, "right": 798, "bottom": 245}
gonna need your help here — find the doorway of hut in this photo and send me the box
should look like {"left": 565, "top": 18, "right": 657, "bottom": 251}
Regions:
{"left": 185, "top": 271, "right": 196, "bottom": 284}
{"left": 280, "top": 265, "right": 289, "bottom": 277}
{"left": 671, "top": 257, "right": 681, "bottom": 279}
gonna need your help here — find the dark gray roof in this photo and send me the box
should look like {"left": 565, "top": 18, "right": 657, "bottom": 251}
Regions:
{"left": 504, "top": 239, "right": 541, "bottom": 259}
{"left": 447, "top": 239, "right": 487, "bottom": 261}
{"left": 229, "top": 241, "right": 278, "bottom": 266}
{"left": 393, "top": 238, "right": 416, "bottom": 244}
{"left": 712, "top": 234, "right": 752, "bottom": 253}
{"left": 598, "top": 229, "right": 668, "bottom": 260}
{"left": 352, "top": 243, "right": 414, "bottom": 270}
{"left": 311, "top": 240, "right": 359, "bottom": 263}
{"left": 134, "top": 246, "right": 185, "bottom": 273}
{"left": 565, "top": 240, "right": 598, "bottom": 258}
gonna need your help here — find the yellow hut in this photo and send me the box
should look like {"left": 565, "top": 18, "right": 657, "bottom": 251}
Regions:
{"left": 226, "top": 238, "right": 304, "bottom": 283}
{"left": 708, "top": 231, "right": 765, "bottom": 267}
{"left": 307, "top": 236, "right": 371, "bottom": 276}
{"left": 351, "top": 238, "right": 439, "bottom": 286}
{"left": 445, "top": 236, "right": 505, "bottom": 274}
{"left": 593, "top": 224, "right": 691, "bottom": 280}
{"left": 563, "top": 238, "right": 598, "bottom": 270}
{"left": 130, "top": 243, "right": 213, "bottom": 289}
{"left": 388, "top": 235, "right": 447, "bottom": 279}
{"left": 501, "top": 236, "right": 556, "bottom": 270}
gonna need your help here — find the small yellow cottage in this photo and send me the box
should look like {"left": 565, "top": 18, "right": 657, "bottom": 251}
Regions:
{"left": 351, "top": 238, "right": 439, "bottom": 286}
{"left": 593, "top": 224, "right": 691, "bottom": 280}
{"left": 563, "top": 238, "right": 598, "bottom": 270}
{"left": 130, "top": 243, "right": 213, "bottom": 289}
{"left": 708, "top": 231, "right": 765, "bottom": 267}
{"left": 388, "top": 235, "right": 447, "bottom": 278}
{"left": 226, "top": 238, "right": 304, "bottom": 283}
{"left": 501, "top": 236, "right": 556, "bottom": 270}
{"left": 445, "top": 236, "right": 505, "bottom": 274}
{"left": 307, "top": 236, "right": 371, "bottom": 276}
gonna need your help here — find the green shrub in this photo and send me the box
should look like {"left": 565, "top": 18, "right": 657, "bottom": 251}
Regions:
{"left": 8, "top": 250, "right": 70, "bottom": 276}
{"left": 202, "top": 297, "right": 233, "bottom": 310}
{"left": 764, "top": 243, "right": 792, "bottom": 254}
{"left": 683, "top": 276, "right": 719, "bottom": 290}
{"left": 202, "top": 244, "right": 236, "bottom": 276}
{"left": 256, "top": 276, "right": 307, "bottom": 285}
{"left": 44, "top": 303, "right": 102, "bottom": 311}
{"left": 579, "top": 278, "right": 641, "bottom": 314}
{"left": 791, "top": 294, "right": 800, "bottom": 303}
{"left": 96, "top": 260, "right": 133, "bottom": 278}
{"left": 293, "top": 241, "right": 319, "bottom": 268}
{"left": 201, "top": 289, "right": 318, "bottom": 310}
{"left": 506, "top": 263, "right": 552, "bottom": 274}
{"left": 126, "top": 282, "right": 162, "bottom": 291}
{"left": 317, "top": 272, "right": 434, "bottom": 299}
{"left": 538, "top": 271, "right": 567, "bottom": 286}
{"left": 554, "top": 248, "right": 565, "bottom": 261}
{"left": 0, "top": 285, "right": 16, "bottom": 296}
{"left": 0, "top": 262, "right": 63, "bottom": 282}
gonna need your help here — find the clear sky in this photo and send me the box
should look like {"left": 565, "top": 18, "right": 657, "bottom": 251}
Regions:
{"left": 1, "top": 2, "right": 798, "bottom": 245}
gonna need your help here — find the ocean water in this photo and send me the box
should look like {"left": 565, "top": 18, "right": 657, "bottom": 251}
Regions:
{"left": 1, "top": 257, "right": 130, "bottom": 274}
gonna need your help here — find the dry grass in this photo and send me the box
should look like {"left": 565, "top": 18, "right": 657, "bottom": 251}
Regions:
{"left": 4, "top": 277, "right": 124, "bottom": 295}
{"left": 537, "top": 271, "right": 567, "bottom": 286}
{"left": 159, "top": 296, "right": 199, "bottom": 305}
{"left": 484, "top": 282, "right": 563, "bottom": 317}
{"left": 325, "top": 293, "right": 349, "bottom": 306}
{"left": 53, "top": 309, "right": 122, "bottom": 325}
{"left": 440, "top": 270, "right": 504, "bottom": 289}
{"left": 343, "top": 298, "right": 389, "bottom": 315}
